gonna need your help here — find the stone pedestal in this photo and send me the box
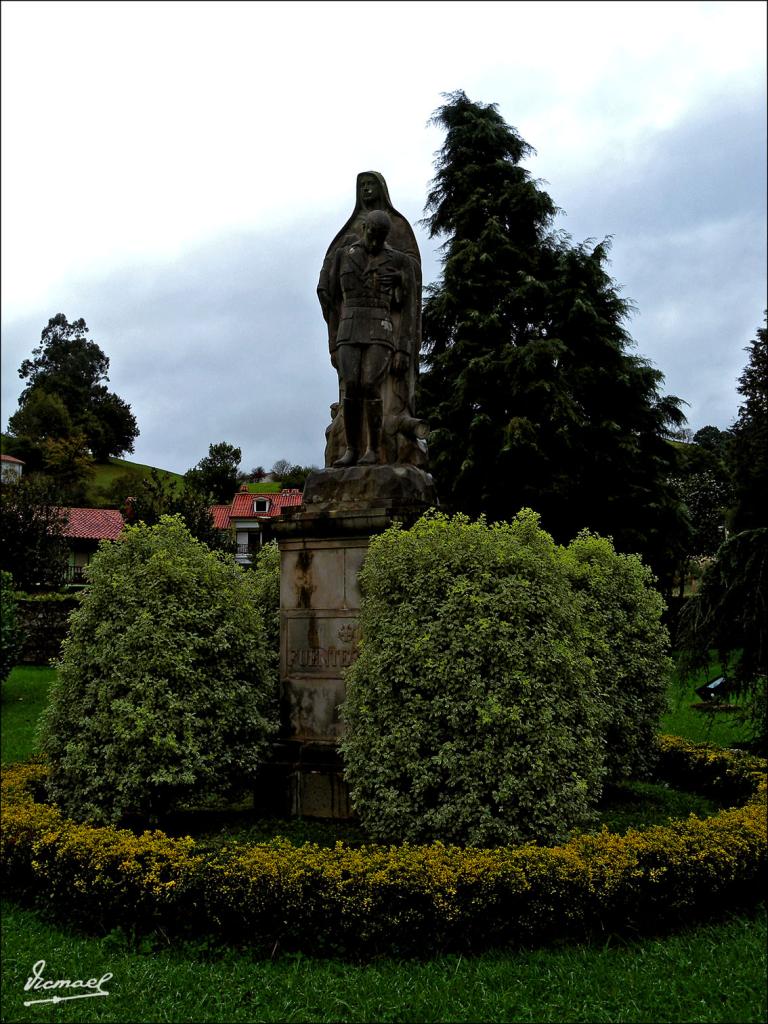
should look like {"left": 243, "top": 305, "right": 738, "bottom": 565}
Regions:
{"left": 263, "top": 465, "right": 436, "bottom": 818}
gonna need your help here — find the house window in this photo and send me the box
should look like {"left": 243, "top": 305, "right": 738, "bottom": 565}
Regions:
{"left": 253, "top": 498, "right": 270, "bottom": 513}
{"left": 247, "top": 531, "right": 262, "bottom": 552}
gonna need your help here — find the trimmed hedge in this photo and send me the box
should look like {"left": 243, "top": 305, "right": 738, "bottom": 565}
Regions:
{"left": 0, "top": 571, "right": 21, "bottom": 682}
{"left": 1, "top": 737, "right": 765, "bottom": 958}
{"left": 12, "top": 591, "right": 81, "bottom": 666}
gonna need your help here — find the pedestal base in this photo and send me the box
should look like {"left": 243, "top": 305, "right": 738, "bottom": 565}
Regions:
{"left": 254, "top": 741, "right": 354, "bottom": 819}
{"left": 269, "top": 478, "right": 435, "bottom": 819}
{"left": 303, "top": 463, "right": 437, "bottom": 512}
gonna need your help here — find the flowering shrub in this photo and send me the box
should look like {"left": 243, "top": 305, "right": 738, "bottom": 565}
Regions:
{"left": 3, "top": 739, "right": 764, "bottom": 958}
{"left": 656, "top": 734, "right": 767, "bottom": 806}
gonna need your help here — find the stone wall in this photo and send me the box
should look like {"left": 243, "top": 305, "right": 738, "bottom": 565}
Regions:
{"left": 15, "top": 594, "right": 81, "bottom": 666}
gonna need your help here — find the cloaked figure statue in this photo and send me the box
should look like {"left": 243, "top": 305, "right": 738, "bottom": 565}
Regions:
{"left": 317, "top": 172, "right": 429, "bottom": 469}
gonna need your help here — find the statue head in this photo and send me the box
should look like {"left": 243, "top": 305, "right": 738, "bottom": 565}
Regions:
{"left": 362, "top": 210, "right": 391, "bottom": 252}
{"left": 323, "top": 171, "right": 420, "bottom": 268}
{"left": 358, "top": 172, "right": 386, "bottom": 210}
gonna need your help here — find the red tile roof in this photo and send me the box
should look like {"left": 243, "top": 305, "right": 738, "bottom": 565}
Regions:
{"left": 210, "top": 504, "right": 232, "bottom": 530}
{"left": 214, "top": 489, "right": 303, "bottom": 528}
{"left": 61, "top": 508, "right": 125, "bottom": 541}
{"left": 1, "top": 453, "right": 24, "bottom": 464}
{"left": 230, "top": 489, "right": 302, "bottom": 519}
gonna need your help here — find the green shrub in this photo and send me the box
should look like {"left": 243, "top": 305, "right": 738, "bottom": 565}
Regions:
{"left": 0, "top": 571, "right": 21, "bottom": 683}
{"left": 561, "top": 531, "right": 672, "bottom": 781}
{"left": 37, "top": 516, "right": 277, "bottom": 824}
{"left": 249, "top": 541, "right": 280, "bottom": 679}
{"left": 12, "top": 589, "right": 78, "bottom": 603}
{"left": 341, "top": 510, "right": 611, "bottom": 846}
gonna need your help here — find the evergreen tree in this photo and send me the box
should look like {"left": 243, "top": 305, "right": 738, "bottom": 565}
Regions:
{"left": 670, "top": 425, "right": 734, "bottom": 590}
{"left": 126, "top": 469, "right": 235, "bottom": 555}
{"left": 730, "top": 314, "right": 768, "bottom": 533}
{"left": 679, "top": 317, "right": 768, "bottom": 751}
{"left": 184, "top": 441, "right": 242, "bottom": 504}
{"left": 9, "top": 314, "right": 138, "bottom": 461}
{"left": 279, "top": 464, "right": 318, "bottom": 490}
{"left": 418, "top": 92, "right": 687, "bottom": 579}
{"left": 0, "top": 476, "right": 68, "bottom": 590}
{"left": 41, "top": 431, "right": 94, "bottom": 504}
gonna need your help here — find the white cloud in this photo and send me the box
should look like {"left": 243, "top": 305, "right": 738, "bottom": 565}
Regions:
{"left": 2, "top": 0, "right": 765, "bottom": 469}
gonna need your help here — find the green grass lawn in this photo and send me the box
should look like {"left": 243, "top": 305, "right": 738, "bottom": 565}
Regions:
{"left": 2, "top": 663, "right": 765, "bottom": 1023}
{"left": 1, "top": 666, "right": 55, "bottom": 764}
{"left": 1, "top": 899, "right": 764, "bottom": 1024}
{"left": 662, "top": 652, "right": 751, "bottom": 747}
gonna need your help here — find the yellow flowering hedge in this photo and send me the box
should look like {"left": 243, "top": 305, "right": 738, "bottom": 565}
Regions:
{"left": 2, "top": 736, "right": 765, "bottom": 957}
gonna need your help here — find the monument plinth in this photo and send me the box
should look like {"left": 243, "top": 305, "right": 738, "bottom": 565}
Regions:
{"left": 261, "top": 172, "right": 436, "bottom": 819}
{"left": 302, "top": 464, "right": 437, "bottom": 511}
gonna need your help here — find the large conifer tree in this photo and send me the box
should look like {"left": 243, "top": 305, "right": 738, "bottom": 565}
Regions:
{"left": 418, "top": 91, "right": 687, "bottom": 579}
{"left": 729, "top": 314, "right": 768, "bottom": 533}
{"left": 678, "top": 317, "right": 767, "bottom": 751}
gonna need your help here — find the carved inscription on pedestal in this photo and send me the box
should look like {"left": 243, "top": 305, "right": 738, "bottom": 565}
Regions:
{"left": 288, "top": 645, "right": 357, "bottom": 671}
{"left": 284, "top": 615, "right": 360, "bottom": 677}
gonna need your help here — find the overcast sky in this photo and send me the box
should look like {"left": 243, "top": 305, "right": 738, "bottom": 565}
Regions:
{"left": 2, "top": 0, "right": 766, "bottom": 476}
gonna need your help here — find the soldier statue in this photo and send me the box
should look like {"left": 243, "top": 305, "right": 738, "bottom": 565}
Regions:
{"left": 317, "top": 172, "right": 428, "bottom": 468}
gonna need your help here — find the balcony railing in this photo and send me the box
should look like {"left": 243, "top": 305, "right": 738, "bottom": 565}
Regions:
{"left": 64, "top": 565, "right": 87, "bottom": 584}
{"left": 235, "top": 544, "right": 258, "bottom": 558}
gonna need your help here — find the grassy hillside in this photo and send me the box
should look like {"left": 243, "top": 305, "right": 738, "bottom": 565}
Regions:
{"left": 238, "top": 481, "right": 282, "bottom": 493}
{"left": 86, "top": 457, "right": 184, "bottom": 507}
{"left": 1, "top": 434, "right": 184, "bottom": 508}
{"left": 0, "top": 437, "right": 287, "bottom": 507}
{"left": 88, "top": 468, "right": 286, "bottom": 505}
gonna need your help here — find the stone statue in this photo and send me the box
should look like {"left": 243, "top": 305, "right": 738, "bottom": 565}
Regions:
{"left": 272, "top": 176, "right": 438, "bottom": 821}
{"left": 318, "top": 172, "right": 428, "bottom": 469}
